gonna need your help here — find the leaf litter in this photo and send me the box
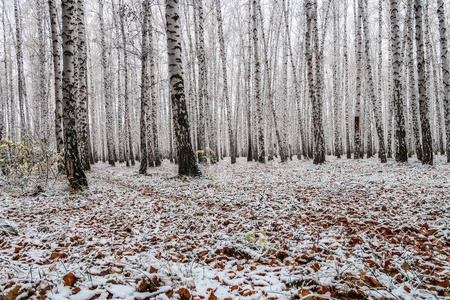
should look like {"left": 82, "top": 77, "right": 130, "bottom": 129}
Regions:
{"left": 0, "top": 156, "right": 449, "bottom": 299}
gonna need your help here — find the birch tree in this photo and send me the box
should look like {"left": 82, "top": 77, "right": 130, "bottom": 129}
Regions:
{"left": 414, "top": 0, "right": 433, "bottom": 165}
{"left": 344, "top": 0, "right": 351, "bottom": 158}
{"left": 99, "top": 0, "right": 115, "bottom": 166}
{"left": 332, "top": 0, "right": 341, "bottom": 158}
{"left": 215, "top": 0, "right": 236, "bottom": 164}
{"left": 246, "top": 0, "right": 252, "bottom": 162}
{"left": 149, "top": 3, "right": 161, "bottom": 167}
{"left": 49, "top": 0, "right": 63, "bottom": 153}
{"left": 2, "top": 0, "right": 14, "bottom": 141}
{"left": 306, "top": 0, "right": 325, "bottom": 164}
{"left": 165, "top": 0, "right": 201, "bottom": 176}
{"left": 354, "top": 0, "right": 362, "bottom": 159}
{"left": 283, "top": 0, "right": 304, "bottom": 160}
{"left": 253, "top": 0, "right": 265, "bottom": 163}
{"left": 390, "top": 0, "right": 408, "bottom": 162}
{"left": 406, "top": 1, "right": 423, "bottom": 161}
{"left": 139, "top": 0, "right": 150, "bottom": 174}
{"left": 14, "top": 0, "right": 27, "bottom": 137}
{"left": 194, "top": 0, "right": 207, "bottom": 163}
{"left": 361, "top": 0, "right": 386, "bottom": 163}
{"left": 62, "top": 0, "right": 88, "bottom": 189}
{"left": 437, "top": 0, "right": 450, "bottom": 162}
{"left": 36, "top": 0, "right": 48, "bottom": 142}
{"left": 120, "top": 0, "right": 135, "bottom": 166}
{"left": 76, "top": 0, "right": 90, "bottom": 170}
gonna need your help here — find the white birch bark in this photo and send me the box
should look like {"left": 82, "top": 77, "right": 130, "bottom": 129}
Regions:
{"left": 390, "top": 0, "right": 408, "bottom": 162}
{"left": 361, "top": 0, "right": 387, "bottom": 163}
{"left": 139, "top": 0, "right": 150, "bottom": 174}
{"left": 165, "top": 0, "right": 201, "bottom": 176}
{"left": 193, "top": 0, "right": 207, "bottom": 163}
{"left": 310, "top": 0, "right": 325, "bottom": 164}
{"left": 37, "top": 0, "right": 48, "bottom": 143}
{"left": 332, "top": 0, "right": 341, "bottom": 158}
{"left": 48, "top": 0, "right": 63, "bottom": 153}
{"left": 62, "top": 0, "right": 88, "bottom": 189}
{"left": 437, "top": 0, "right": 450, "bottom": 162}
{"left": 76, "top": 0, "right": 90, "bottom": 170}
{"left": 406, "top": 1, "right": 423, "bottom": 161}
{"left": 99, "top": 0, "right": 115, "bottom": 166}
{"left": 215, "top": 0, "right": 236, "bottom": 164}
{"left": 149, "top": 5, "right": 161, "bottom": 167}
{"left": 354, "top": 0, "right": 362, "bottom": 159}
{"left": 344, "top": 0, "right": 351, "bottom": 158}
{"left": 414, "top": 0, "right": 433, "bottom": 165}
{"left": 119, "top": 0, "right": 135, "bottom": 166}
{"left": 253, "top": 0, "right": 265, "bottom": 163}
{"left": 14, "top": 0, "right": 27, "bottom": 137}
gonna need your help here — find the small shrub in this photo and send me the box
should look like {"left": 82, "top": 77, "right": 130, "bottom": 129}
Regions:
{"left": 0, "top": 137, "right": 63, "bottom": 190}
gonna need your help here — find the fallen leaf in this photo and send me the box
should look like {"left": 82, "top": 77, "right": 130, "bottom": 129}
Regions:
{"left": 363, "top": 276, "right": 381, "bottom": 288}
{"left": 177, "top": 288, "right": 191, "bottom": 300}
{"left": 7, "top": 285, "right": 22, "bottom": 300}
{"left": 63, "top": 273, "right": 78, "bottom": 286}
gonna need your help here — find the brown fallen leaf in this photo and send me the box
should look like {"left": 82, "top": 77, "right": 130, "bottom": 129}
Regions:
{"left": 208, "top": 291, "right": 217, "bottom": 300}
{"left": 165, "top": 289, "right": 174, "bottom": 298}
{"left": 7, "top": 285, "right": 22, "bottom": 300}
{"left": 401, "top": 262, "right": 410, "bottom": 271}
{"left": 177, "top": 288, "right": 191, "bottom": 300}
{"left": 276, "top": 251, "right": 288, "bottom": 261}
{"left": 317, "top": 285, "right": 330, "bottom": 294}
{"left": 298, "top": 289, "right": 311, "bottom": 297}
{"left": 363, "top": 276, "right": 382, "bottom": 288}
{"left": 50, "top": 252, "right": 67, "bottom": 260}
{"left": 63, "top": 273, "right": 78, "bottom": 286}
{"left": 437, "top": 278, "right": 449, "bottom": 288}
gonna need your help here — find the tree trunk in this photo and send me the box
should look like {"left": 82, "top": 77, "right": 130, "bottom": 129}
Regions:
{"left": 305, "top": 1, "right": 318, "bottom": 163}
{"left": 361, "top": 0, "right": 386, "bottom": 163}
{"left": 37, "top": 0, "right": 48, "bottom": 143}
{"left": 48, "top": 0, "right": 63, "bottom": 153}
{"left": 344, "top": 0, "right": 351, "bottom": 159}
{"left": 437, "top": 0, "right": 450, "bottom": 162}
{"left": 258, "top": 1, "right": 285, "bottom": 163}
{"left": 309, "top": 0, "right": 325, "bottom": 164}
{"left": 332, "top": 0, "right": 341, "bottom": 158}
{"left": 354, "top": 0, "right": 362, "bottom": 159}
{"left": 62, "top": 0, "right": 88, "bottom": 189}
{"left": 253, "top": 0, "right": 265, "bottom": 163}
{"left": 246, "top": 0, "right": 252, "bottom": 162}
{"left": 215, "top": 0, "right": 236, "bottom": 164}
{"left": 14, "top": 0, "right": 27, "bottom": 137}
{"left": 390, "top": 0, "right": 408, "bottom": 162}
{"left": 406, "top": 1, "right": 423, "bottom": 161}
{"left": 99, "top": 0, "right": 115, "bottom": 166}
{"left": 149, "top": 8, "right": 161, "bottom": 167}
{"left": 120, "top": 1, "right": 135, "bottom": 166}
{"left": 139, "top": 0, "right": 150, "bottom": 174}
{"left": 194, "top": 0, "right": 207, "bottom": 164}
{"left": 76, "top": 0, "right": 90, "bottom": 170}
{"left": 414, "top": 0, "right": 433, "bottom": 165}
{"left": 165, "top": 0, "right": 201, "bottom": 176}
{"left": 280, "top": 2, "right": 290, "bottom": 163}
{"left": 283, "top": 1, "right": 304, "bottom": 160}
{"left": 2, "top": 0, "right": 14, "bottom": 141}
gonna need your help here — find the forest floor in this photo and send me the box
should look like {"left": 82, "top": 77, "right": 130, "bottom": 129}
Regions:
{"left": 0, "top": 156, "right": 449, "bottom": 300}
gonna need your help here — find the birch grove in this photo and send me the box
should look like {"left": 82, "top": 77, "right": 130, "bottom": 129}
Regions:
{"left": 0, "top": 0, "right": 449, "bottom": 187}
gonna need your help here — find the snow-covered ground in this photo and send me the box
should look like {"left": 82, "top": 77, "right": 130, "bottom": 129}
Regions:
{"left": 1, "top": 156, "right": 449, "bottom": 299}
